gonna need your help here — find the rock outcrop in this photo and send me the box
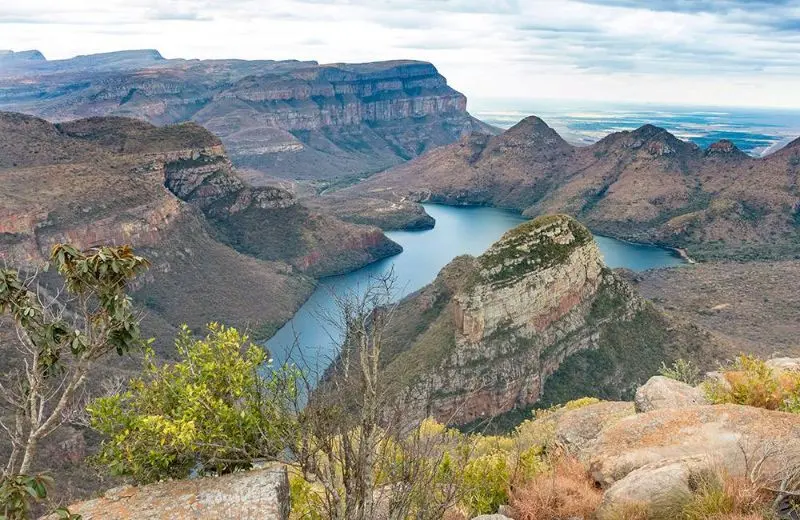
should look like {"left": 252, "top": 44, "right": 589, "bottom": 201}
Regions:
{"left": 378, "top": 215, "right": 721, "bottom": 424}
{"left": 0, "top": 51, "right": 494, "bottom": 180}
{"left": 590, "top": 404, "right": 800, "bottom": 518}
{"left": 45, "top": 465, "right": 290, "bottom": 520}
{"left": 633, "top": 376, "right": 709, "bottom": 413}
{"left": 347, "top": 115, "right": 800, "bottom": 260}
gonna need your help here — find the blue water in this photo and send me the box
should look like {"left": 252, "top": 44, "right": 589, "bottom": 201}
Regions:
{"left": 471, "top": 100, "right": 800, "bottom": 157}
{"left": 266, "top": 204, "right": 684, "bottom": 368}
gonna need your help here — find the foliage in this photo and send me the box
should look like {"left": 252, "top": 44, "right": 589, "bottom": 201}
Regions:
{"left": 0, "top": 244, "right": 149, "bottom": 477}
{"left": 288, "top": 472, "right": 326, "bottom": 520}
{"left": 704, "top": 355, "right": 800, "bottom": 412}
{"left": 659, "top": 358, "right": 702, "bottom": 386}
{"left": 88, "top": 323, "right": 299, "bottom": 484}
{"left": 461, "top": 451, "right": 510, "bottom": 515}
{"left": 0, "top": 474, "right": 80, "bottom": 520}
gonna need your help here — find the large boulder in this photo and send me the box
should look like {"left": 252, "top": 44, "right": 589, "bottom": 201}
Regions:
{"left": 634, "top": 376, "right": 709, "bottom": 413}
{"left": 590, "top": 405, "right": 800, "bottom": 516}
{"left": 555, "top": 401, "right": 635, "bottom": 458}
{"left": 44, "top": 465, "right": 290, "bottom": 519}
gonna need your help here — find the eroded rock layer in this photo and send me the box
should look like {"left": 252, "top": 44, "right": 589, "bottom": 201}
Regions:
{"left": 0, "top": 52, "right": 493, "bottom": 179}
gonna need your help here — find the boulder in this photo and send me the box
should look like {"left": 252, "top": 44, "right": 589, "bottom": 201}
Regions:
{"left": 634, "top": 376, "right": 709, "bottom": 413}
{"left": 555, "top": 401, "right": 635, "bottom": 458}
{"left": 766, "top": 357, "right": 800, "bottom": 372}
{"left": 44, "top": 465, "right": 290, "bottom": 519}
{"left": 589, "top": 404, "right": 800, "bottom": 515}
{"left": 596, "top": 456, "right": 709, "bottom": 520}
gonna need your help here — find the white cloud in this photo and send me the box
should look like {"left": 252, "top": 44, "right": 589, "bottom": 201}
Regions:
{"left": 1, "top": 0, "right": 799, "bottom": 108}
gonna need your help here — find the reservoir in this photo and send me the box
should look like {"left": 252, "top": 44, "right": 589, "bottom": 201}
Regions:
{"left": 266, "top": 204, "right": 685, "bottom": 366}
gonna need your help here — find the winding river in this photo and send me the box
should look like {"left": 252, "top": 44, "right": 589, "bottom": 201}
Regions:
{"left": 266, "top": 204, "right": 685, "bottom": 367}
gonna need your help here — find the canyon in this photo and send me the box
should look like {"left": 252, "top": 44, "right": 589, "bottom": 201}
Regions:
{"left": 0, "top": 50, "right": 493, "bottom": 181}
{"left": 0, "top": 111, "right": 400, "bottom": 344}
{"left": 344, "top": 116, "right": 800, "bottom": 260}
{"left": 377, "top": 215, "right": 723, "bottom": 425}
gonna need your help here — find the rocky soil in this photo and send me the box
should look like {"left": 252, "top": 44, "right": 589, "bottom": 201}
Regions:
{"left": 626, "top": 261, "right": 800, "bottom": 357}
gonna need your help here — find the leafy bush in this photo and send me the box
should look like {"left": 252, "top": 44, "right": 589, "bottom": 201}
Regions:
{"left": 704, "top": 355, "right": 800, "bottom": 411}
{"left": 0, "top": 474, "right": 80, "bottom": 520}
{"left": 659, "top": 358, "right": 702, "bottom": 385}
{"left": 288, "top": 472, "right": 325, "bottom": 520}
{"left": 461, "top": 451, "right": 510, "bottom": 515}
{"left": 88, "top": 323, "right": 299, "bottom": 483}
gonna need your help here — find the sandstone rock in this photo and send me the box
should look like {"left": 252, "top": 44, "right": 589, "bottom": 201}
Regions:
{"left": 766, "top": 357, "right": 800, "bottom": 372}
{"left": 596, "top": 455, "right": 709, "bottom": 520}
{"left": 45, "top": 466, "right": 290, "bottom": 520}
{"left": 634, "top": 376, "right": 709, "bottom": 413}
{"left": 590, "top": 404, "right": 800, "bottom": 488}
{"left": 555, "top": 401, "right": 636, "bottom": 458}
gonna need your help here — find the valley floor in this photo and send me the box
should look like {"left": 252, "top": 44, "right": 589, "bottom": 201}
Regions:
{"left": 626, "top": 260, "right": 800, "bottom": 357}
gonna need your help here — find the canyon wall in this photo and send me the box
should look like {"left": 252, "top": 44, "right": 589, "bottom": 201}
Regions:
{"left": 0, "top": 52, "right": 494, "bottom": 179}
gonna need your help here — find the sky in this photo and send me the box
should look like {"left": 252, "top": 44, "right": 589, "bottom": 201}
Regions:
{"left": 2, "top": 0, "right": 800, "bottom": 108}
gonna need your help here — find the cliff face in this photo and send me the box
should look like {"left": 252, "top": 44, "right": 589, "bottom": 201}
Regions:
{"left": 349, "top": 116, "right": 800, "bottom": 260}
{"left": 0, "top": 52, "right": 493, "bottom": 180}
{"left": 379, "top": 215, "right": 720, "bottom": 425}
{"left": 0, "top": 112, "right": 400, "bottom": 338}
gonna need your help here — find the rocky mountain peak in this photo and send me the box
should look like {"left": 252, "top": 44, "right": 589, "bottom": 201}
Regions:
{"left": 495, "top": 115, "right": 572, "bottom": 152}
{"left": 376, "top": 213, "right": 706, "bottom": 424}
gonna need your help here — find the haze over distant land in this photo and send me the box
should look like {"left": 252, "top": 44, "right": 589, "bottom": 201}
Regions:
{"left": 2, "top": 0, "right": 800, "bottom": 108}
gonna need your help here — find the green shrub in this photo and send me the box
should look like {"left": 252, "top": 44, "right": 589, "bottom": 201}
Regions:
{"left": 659, "top": 359, "right": 701, "bottom": 385}
{"left": 461, "top": 451, "right": 511, "bottom": 515}
{"left": 88, "top": 323, "right": 299, "bottom": 483}
{"left": 704, "top": 355, "right": 800, "bottom": 412}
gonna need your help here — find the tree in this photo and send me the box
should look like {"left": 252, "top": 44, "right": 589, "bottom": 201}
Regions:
{"left": 292, "top": 272, "right": 483, "bottom": 520}
{"left": 88, "top": 323, "right": 300, "bottom": 484}
{"left": 0, "top": 244, "right": 149, "bottom": 477}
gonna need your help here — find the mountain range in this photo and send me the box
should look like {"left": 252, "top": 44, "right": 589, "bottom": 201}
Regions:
{"left": 0, "top": 49, "right": 493, "bottom": 181}
{"left": 344, "top": 116, "right": 800, "bottom": 260}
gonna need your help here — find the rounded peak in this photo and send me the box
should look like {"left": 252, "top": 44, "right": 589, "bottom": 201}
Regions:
{"left": 478, "top": 214, "right": 597, "bottom": 287}
{"left": 630, "top": 124, "right": 672, "bottom": 139}
{"left": 508, "top": 115, "right": 552, "bottom": 133}
{"left": 499, "top": 115, "right": 571, "bottom": 150}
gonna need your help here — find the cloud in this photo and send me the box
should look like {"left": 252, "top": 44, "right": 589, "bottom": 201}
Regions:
{"left": 0, "top": 0, "right": 799, "bottom": 107}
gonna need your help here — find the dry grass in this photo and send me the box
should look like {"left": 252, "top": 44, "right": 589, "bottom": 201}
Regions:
{"left": 510, "top": 456, "right": 602, "bottom": 520}
{"left": 681, "top": 472, "right": 774, "bottom": 520}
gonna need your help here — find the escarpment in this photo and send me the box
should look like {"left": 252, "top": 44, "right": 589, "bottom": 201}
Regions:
{"left": 0, "top": 52, "right": 494, "bottom": 180}
{"left": 378, "top": 215, "right": 721, "bottom": 425}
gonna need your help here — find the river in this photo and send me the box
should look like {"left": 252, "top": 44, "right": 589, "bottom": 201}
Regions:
{"left": 266, "top": 204, "right": 685, "bottom": 367}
